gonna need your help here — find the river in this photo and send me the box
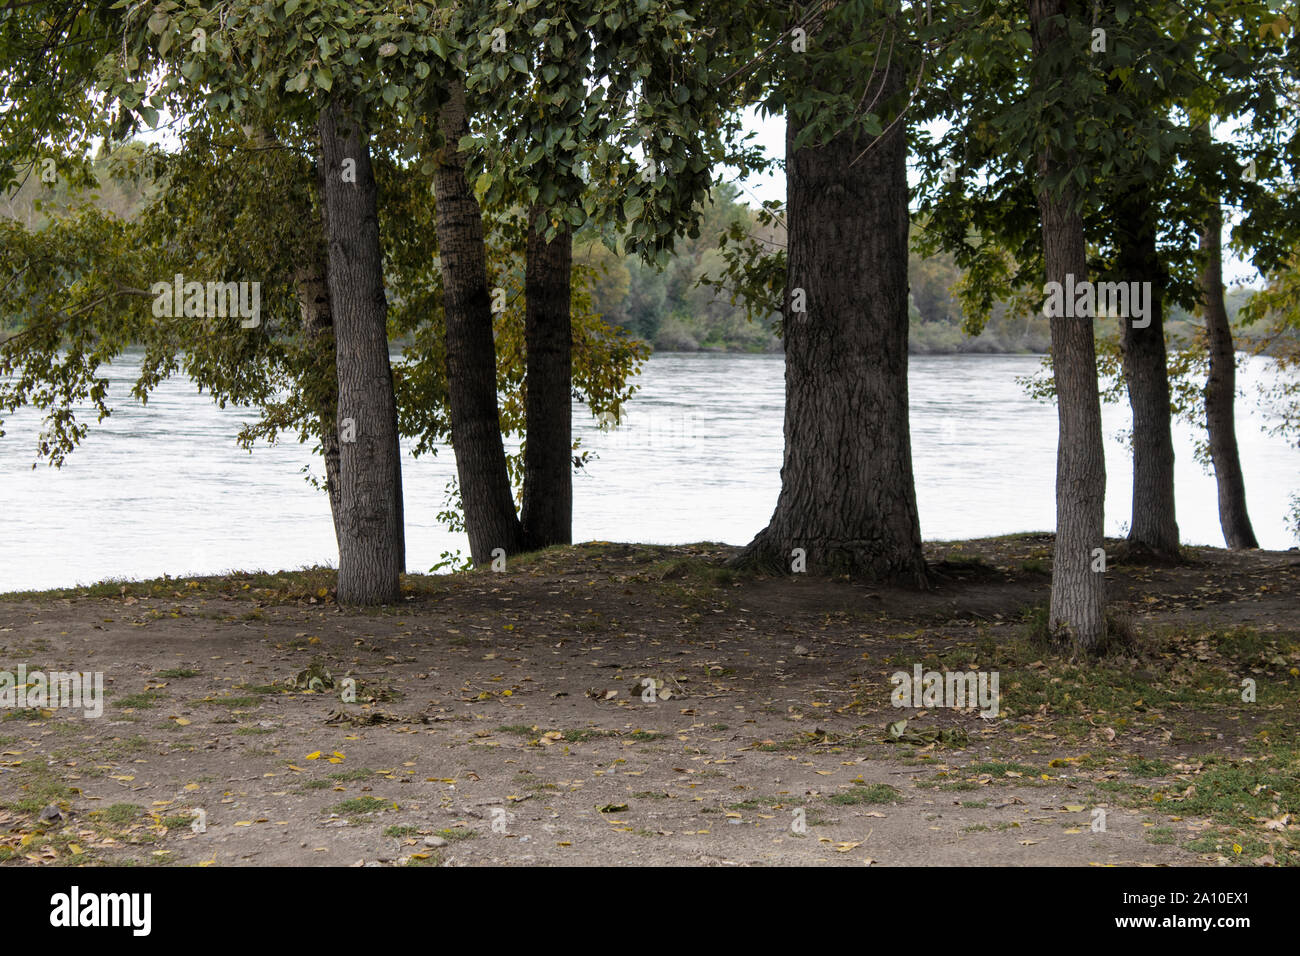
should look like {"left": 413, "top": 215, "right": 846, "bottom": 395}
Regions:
{"left": 1, "top": 351, "right": 1295, "bottom": 591}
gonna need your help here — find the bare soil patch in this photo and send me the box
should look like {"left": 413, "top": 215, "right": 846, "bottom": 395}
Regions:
{"left": 1, "top": 535, "right": 1296, "bottom": 867}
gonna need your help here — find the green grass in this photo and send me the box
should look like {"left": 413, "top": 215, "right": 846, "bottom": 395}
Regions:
{"left": 1, "top": 708, "right": 48, "bottom": 722}
{"left": 435, "top": 827, "right": 477, "bottom": 842}
{"left": 828, "top": 784, "right": 903, "bottom": 805}
{"left": 325, "top": 796, "right": 392, "bottom": 816}
{"left": 155, "top": 669, "right": 199, "bottom": 679}
{"left": 384, "top": 824, "right": 420, "bottom": 838}
{"left": 1145, "top": 826, "right": 1175, "bottom": 845}
{"left": 328, "top": 768, "right": 375, "bottom": 782}
{"left": 495, "top": 724, "right": 535, "bottom": 736}
{"left": 1125, "top": 757, "right": 1174, "bottom": 778}
{"left": 967, "top": 761, "right": 1039, "bottom": 777}
{"left": 100, "top": 803, "right": 143, "bottom": 825}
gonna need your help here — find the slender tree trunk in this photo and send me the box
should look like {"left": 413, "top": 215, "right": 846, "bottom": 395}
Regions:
{"left": 294, "top": 260, "right": 342, "bottom": 549}
{"left": 734, "top": 60, "right": 926, "bottom": 585}
{"left": 318, "top": 97, "right": 404, "bottom": 603}
{"left": 1200, "top": 201, "right": 1259, "bottom": 549}
{"left": 521, "top": 207, "right": 573, "bottom": 550}
{"left": 432, "top": 79, "right": 523, "bottom": 565}
{"left": 1030, "top": 0, "right": 1107, "bottom": 650}
{"left": 1115, "top": 183, "right": 1180, "bottom": 560}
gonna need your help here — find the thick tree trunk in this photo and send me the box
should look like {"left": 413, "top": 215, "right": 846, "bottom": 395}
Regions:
{"left": 293, "top": 260, "right": 342, "bottom": 549}
{"left": 1115, "top": 184, "right": 1180, "bottom": 561}
{"left": 318, "top": 97, "right": 404, "bottom": 603}
{"left": 1030, "top": 0, "right": 1107, "bottom": 650}
{"left": 521, "top": 207, "right": 573, "bottom": 550}
{"left": 1200, "top": 201, "right": 1259, "bottom": 549}
{"left": 734, "top": 61, "right": 926, "bottom": 586}
{"left": 432, "top": 78, "right": 523, "bottom": 564}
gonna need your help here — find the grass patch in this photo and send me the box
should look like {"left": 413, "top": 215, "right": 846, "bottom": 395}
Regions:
{"left": 99, "top": 803, "right": 143, "bottom": 825}
{"left": 2, "top": 708, "right": 48, "bottom": 722}
{"left": 829, "top": 785, "right": 903, "bottom": 805}
{"left": 1125, "top": 757, "right": 1174, "bottom": 778}
{"left": 328, "top": 768, "right": 376, "bottom": 782}
{"left": 436, "top": 828, "right": 477, "bottom": 842}
{"left": 325, "top": 796, "right": 392, "bottom": 817}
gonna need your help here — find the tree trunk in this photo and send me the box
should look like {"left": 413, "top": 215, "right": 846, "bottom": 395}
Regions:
{"left": 521, "top": 207, "right": 573, "bottom": 550}
{"left": 1030, "top": 0, "right": 1107, "bottom": 650}
{"left": 318, "top": 97, "right": 404, "bottom": 603}
{"left": 432, "top": 78, "right": 524, "bottom": 564}
{"left": 1114, "top": 183, "right": 1180, "bottom": 561}
{"left": 734, "top": 61, "right": 926, "bottom": 586}
{"left": 1200, "top": 200, "right": 1259, "bottom": 549}
{"left": 293, "top": 260, "right": 342, "bottom": 549}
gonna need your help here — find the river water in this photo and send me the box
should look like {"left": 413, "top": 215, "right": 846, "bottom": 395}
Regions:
{"left": 1, "top": 351, "right": 1295, "bottom": 591}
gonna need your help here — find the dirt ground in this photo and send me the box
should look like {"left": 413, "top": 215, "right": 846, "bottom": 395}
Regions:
{"left": 1, "top": 535, "right": 1297, "bottom": 867}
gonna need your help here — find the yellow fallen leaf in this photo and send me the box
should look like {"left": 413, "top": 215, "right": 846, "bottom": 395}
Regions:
{"left": 332, "top": 751, "right": 345, "bottom": 759}
{"left": 306, "top": 751, "right": 321, "bottom": 760}
{"left": 235, "top": 821, "right": 253, "bottom": 826}
{"left": 1064, "top": 805, "right": 1085, "bottom": 812}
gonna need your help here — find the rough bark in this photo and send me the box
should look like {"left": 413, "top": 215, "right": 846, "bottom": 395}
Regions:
{"left": 1030, "top": 0, "right": 1107, "bottom": 650}
{"left": 432, "top": 78, "right": 523, "bottom": 564}
{"left": 734, "top": 60, "right": 926, "bottom": 586}
{"left": 1114, "top": 184, "right": 1180, "bottom": 561}
{"left": 1200, "top": 201, "right": 1259, "bottom": 549}
{"left": 521, "top": 207, "right": 573, "bottom": 550}
{"left": 318, "top": 97, "right": 404, "bottom": 604}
